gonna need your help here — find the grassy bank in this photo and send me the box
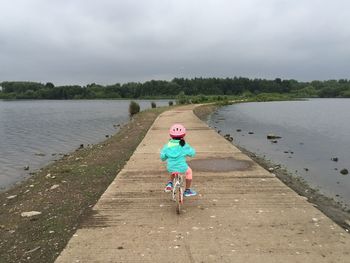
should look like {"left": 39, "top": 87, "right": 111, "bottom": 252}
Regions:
{"left": 176, "top": 92, "right": 299, "bottom": 105}
{"left": 0, "top": 106, "right": 169, "bottom": 263}
{"left": 194, "top": 104, "right": 350, "bottom": 232}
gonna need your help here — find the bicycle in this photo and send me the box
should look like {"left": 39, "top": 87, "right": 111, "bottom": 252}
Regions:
{"left": 171, "top": 172, "right": 184, "bottom": 214}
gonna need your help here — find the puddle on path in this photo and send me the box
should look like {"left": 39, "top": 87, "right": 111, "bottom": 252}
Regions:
{"left": 188, "top": 157, "right": 253, "bottom": 172}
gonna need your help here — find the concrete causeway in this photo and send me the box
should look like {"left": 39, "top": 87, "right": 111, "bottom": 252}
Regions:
{"left": 56, "top": 105, "right": 350, "bottom": 262}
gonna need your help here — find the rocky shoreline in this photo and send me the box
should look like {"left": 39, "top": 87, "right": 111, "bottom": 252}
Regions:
{"left": 0, "top": 107, "right": 169, "bottom": 263}
{"left": 193, "top": 104, "right": 350, "bottom": 233}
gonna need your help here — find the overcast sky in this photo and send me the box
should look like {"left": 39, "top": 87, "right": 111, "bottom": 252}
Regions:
{"left": 1, "top": 0, "right": 350, "bottom": 85}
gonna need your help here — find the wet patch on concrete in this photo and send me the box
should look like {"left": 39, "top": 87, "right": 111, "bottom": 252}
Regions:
{"left": 188, "top": 157, "right": 253, "bottom": 172}
{"left": 81, "top": 210, "right": 112, "bottom": 228}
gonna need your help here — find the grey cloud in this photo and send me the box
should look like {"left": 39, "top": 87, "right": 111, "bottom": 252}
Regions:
{"left": 1, "top": 0, "right": 350, "bottom": 85}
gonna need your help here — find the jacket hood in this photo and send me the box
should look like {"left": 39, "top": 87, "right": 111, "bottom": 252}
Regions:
{"left": 165, "top": 140, "right": 182, "bottom": 158}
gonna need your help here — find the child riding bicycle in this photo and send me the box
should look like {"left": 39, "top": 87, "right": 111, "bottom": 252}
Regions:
{"left": 160, "top": 124, "right": 197, "bottom": 197}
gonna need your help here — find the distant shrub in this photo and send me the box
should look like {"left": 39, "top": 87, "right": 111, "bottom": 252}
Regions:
{"left": 215, "top": 99, "right": 232, "bottom": 106}
{"left": 253, "top": 93, "right": 294, "bottom": 102}
{"left": 168, "top": 101, "right": 174, "bottom": 106}
{"left": 129, "top": 101, "right": 140, "bottom": 116}
{"left": 151, "top": 101, "right": 156, "bottom": 108}
{"left": 191, "top": 94, "right": 210, "bottom": 103}
{"left": 176, "top": 91, "right": 191, "bottom": 105}
{"left": 341, "top": 90, "right": 350, "bottom": 98}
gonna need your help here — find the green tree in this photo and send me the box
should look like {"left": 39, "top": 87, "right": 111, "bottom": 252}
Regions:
{"left": 129, "top": 101, "right": 140, "bottom": 116}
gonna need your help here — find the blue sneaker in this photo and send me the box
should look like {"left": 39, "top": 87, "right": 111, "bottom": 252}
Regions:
{"left": 164, "top": 181, "right": 173, "bottom": 192}
{"left": 184, "top": 189, "right": 197, "bottom": 197}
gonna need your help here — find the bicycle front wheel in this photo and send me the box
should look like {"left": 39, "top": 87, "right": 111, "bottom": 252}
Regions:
{"left": 176, "top": 187, "right": 183, "bottom": 214}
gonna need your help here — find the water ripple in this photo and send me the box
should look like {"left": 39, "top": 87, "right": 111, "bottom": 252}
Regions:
{"left": 209, "top": 99, "right": 350, "bottom": 207}
{"left": 0, "top": 99, "right": 170, "bottom": 190}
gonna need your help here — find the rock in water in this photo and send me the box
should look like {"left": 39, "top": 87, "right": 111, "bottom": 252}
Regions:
{"left": 21, "top": 211, "right": 42, "bottom": 217}
{"left": 331, "top": 157, "right": 338, "bottom": 162}
{"left": 340, "top": 169, "right": 349, "bottom": 175}
{"left": 224, "top": 134, "right": 233, "bottom": 142}
{"left": 345, "top": 219, "right": 350, "bottom": 227}
{"left": 267, "top": 133, "right": 282, "bottom": 139}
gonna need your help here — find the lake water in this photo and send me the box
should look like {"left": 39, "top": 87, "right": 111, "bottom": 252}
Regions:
{"left": 0, "top": 99, "right": 170, "bottom": 191}
{"left": 208, "top": 99, "right": 350, "bottom": 208}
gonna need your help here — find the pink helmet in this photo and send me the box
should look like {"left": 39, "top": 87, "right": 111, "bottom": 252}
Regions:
{"left": 169, "top": 123, "right": 186, "bottom": 138}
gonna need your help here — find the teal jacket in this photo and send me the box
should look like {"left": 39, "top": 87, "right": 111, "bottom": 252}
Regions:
{"left": 160, "top": 139, "right": 196, "bottom": 173}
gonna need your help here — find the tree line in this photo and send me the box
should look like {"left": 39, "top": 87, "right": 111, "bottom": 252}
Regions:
{"left": 0, "top": 77, "right": 349, "bottom": 99}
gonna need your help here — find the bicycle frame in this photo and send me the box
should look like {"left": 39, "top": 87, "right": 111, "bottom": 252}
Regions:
{"left": 171, "top": 172, "right": 184, "bottom": 214}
